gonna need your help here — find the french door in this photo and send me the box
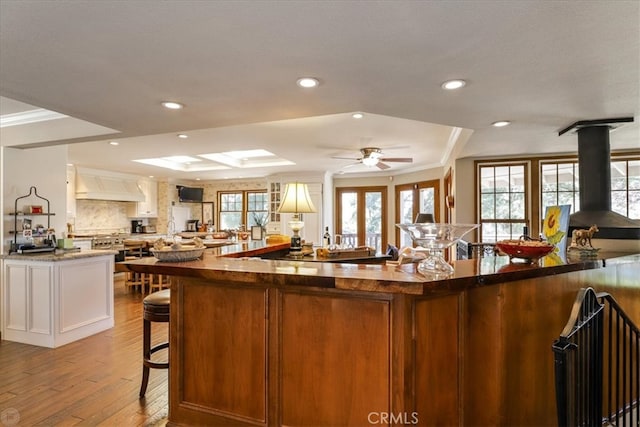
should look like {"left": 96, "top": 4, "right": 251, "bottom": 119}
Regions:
{"left": 335, "top": 186, "right": 387, "bottom": 254}
{"left": 395, "top": 179, "right": 440, "bottom": 247}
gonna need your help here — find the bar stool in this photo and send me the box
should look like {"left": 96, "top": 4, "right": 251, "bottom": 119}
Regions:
{"left": 139, "top": 289, "right": 170, "bottom": 398}
{"left": 124, "top": 240, "right": 148, "bottom": 293}
{"left": 148, "top": 274, "right": 169, "bottom": 293}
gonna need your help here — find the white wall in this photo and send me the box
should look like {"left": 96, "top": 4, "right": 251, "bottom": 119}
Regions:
{"left": 453, "top": 158, "right": 475, "bottom": 225}
{"left": 452, "top": 157, "right": 478, "bottom": 242}
{"left": 2, "top": 146, "right": 68, "bottom": 253}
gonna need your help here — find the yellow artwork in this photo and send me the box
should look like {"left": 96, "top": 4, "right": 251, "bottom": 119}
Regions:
{"left": 542, "top": 205, "right": 571, "bottom": 265}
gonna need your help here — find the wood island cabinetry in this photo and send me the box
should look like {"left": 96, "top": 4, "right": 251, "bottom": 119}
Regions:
{"left": 121, "top": 246, "right": 640, "bottom": 426}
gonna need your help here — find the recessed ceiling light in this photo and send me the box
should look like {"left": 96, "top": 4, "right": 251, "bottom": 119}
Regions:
{"left": 149, "top": 175, "right": 154, "bottom": 178}
{"left": 296, "top": 77, "right": 319, "bottom": 88}
{"left": 352, "top": 113, "right": 364, "bottom": 119}
{"left": 177, "top": 134, "right": 188, "bottom": 139}
{"left": 195, "top": 178, "right": 201, "bottom": 181}
{"left": 492, "top": 121, "right": 511, "bottom": 127}
{"left": 161, "top": 101, "right": 184, "bottom": 110}
{"left": 441, "top": 79, "right": 467, "bottom": 90}
{"left": 109, "top": 141, "right": 119, "bottom": 146}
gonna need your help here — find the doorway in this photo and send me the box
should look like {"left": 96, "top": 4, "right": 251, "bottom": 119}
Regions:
{"left": 395, "top": 179, "right": 440, "bottom": 247}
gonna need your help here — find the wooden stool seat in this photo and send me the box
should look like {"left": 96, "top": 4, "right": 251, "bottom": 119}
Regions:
{"left": 139, "top": 289, "right": 170, "bottom": 398}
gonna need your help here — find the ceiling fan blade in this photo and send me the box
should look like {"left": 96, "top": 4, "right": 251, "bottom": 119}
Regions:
{"left": 379, "top": 157, "right": 413, "bottom": 163}
{"left": 376, "top": 162, "right": 391, "bottom": 170}
{"left": 342, "top": 162, "right": 361, "bottom": 169}
{"left": 377, "top": 144, "right": 411, "bottom": 151}
{"left": 331, "top": 156, "right": 361, "bottom": 161}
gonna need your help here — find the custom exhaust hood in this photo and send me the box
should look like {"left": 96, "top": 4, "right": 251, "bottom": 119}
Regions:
{"left": 75, "top": 167, "right": 145, "bottom": 202}
{"left": 559, "top": 117, "right": 640, "bottom": 239}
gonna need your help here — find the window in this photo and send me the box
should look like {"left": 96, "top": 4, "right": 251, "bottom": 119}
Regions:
{"left": 218, "top": 190, "right": 267, "bottom": 230}
{"left": 540, "top": 157, "right": 640, "bottom": 220}
{"left": 335, "top": 186, "right": 387, "bottom": 253}
{"left": 612, "top": 158, "right": 640, "bottom": 219}
{"left": 540, "top": 161, "right": 580, "bottom": 216}
{"left": 219, "top": 192, "right": 243, "bottom": 230}
{"left": 475, "top": 153, "right": 638, "bottom": 241}
{"left": 246, "top": 191, "right": 269, "bottom": 227}
{"left": 395, "top": 180, "right": 440, "bottom": 247}
{"left": 478, "top": 163, "right": 528, "bottom": 242}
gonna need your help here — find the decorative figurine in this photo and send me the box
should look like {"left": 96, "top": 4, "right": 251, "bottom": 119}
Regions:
{"left": 570, "top": 224, "right": 599, "bottom": 248}
{"left": 568, "top": 224, "right": 600, "bottom": 260}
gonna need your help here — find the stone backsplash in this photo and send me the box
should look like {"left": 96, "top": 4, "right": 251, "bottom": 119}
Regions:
{"left": 73, "top": 200, "right": 146, "bottom": 234}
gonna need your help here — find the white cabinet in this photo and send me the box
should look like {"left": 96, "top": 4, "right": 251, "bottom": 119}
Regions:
{"left": 66, "top": 166, "right": 76, "bottom": 219}
{"left": 266, "top": 176, "right": 324, "bottom": 243}
{"left": 2, "top": 254, "right": 114, "bottom": 348}
{"left": 127, "top": 178, "right": 158, "bottom": 218}
{"left": 266, "top": 181, "right": 282, "bottom": 234}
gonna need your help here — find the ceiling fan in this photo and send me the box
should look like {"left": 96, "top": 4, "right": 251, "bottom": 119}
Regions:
{"left": 332, "top": 147, "right": 413, "bottom": 170}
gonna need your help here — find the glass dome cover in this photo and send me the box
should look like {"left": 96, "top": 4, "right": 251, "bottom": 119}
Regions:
{"left": 396, "top": 223, "right": 479, "bottom": 277}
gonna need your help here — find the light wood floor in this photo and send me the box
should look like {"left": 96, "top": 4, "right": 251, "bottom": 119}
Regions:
{"left": 0, "top": 274, "right": 168, "bottom": 426}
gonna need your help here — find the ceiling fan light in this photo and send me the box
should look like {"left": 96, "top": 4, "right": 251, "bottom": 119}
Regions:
{"left": 362, "top": 156, "right": 379, "bottom": 167}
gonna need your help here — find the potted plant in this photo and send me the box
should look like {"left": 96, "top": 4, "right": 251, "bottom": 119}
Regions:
{"left": 252, "top": 212, "right": 269, "bottom": 233}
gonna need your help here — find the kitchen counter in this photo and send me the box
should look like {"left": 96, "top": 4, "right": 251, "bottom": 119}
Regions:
{"left": 120, "top": 241, "right": 635, "bottom": 295}
{"left": 120, "top": 242, "right": 640, "bottom": 426}
{"left": 1, "top": 248, "right": 117, "bottom": 261}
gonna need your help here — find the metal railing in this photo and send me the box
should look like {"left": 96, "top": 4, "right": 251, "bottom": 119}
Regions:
{"left": 456, "top": 240, "right": 497, "bottom": 259}
{"left": 552, "top": 287, "right": 639, "bottom": 427}
{"left": 338, "top": 233, "right": 381, "bottom": 253}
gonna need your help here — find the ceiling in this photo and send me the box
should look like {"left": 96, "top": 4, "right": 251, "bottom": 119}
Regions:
{"left": 1, "top": 1, "right": 638, "bottom": 182}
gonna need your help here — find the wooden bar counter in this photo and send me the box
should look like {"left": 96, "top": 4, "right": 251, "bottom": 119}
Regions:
{"left": 121, "top": 242, "right": 640, "bottom": 426}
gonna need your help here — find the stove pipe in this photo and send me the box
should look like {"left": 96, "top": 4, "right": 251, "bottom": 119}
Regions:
{"left": 559, "top": 117, "right": 639, "bottom": 239}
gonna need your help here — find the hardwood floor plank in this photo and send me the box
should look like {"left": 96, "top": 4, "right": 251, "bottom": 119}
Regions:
{"left": 0, "top": 279, "right": 168, "bottom": 426}
{"left": 0, "top": 392, "right": 17, "bottom": 404}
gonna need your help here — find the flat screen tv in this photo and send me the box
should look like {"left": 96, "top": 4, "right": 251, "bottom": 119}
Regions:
{"left": 177, "top": 186, "right": 204, "bottom": 203}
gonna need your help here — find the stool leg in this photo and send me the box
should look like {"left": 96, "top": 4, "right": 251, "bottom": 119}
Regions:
{"left": 139, "top": 317, "right": 151, "bottom": 398}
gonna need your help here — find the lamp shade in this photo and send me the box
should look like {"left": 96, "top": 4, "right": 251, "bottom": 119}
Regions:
{"left": 277, "top": 182, "right": 316, "bottom": 214}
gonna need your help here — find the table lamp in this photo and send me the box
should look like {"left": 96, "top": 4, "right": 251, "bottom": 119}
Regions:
{"left": 277, "top": 182, "right": 316, "bottom": 255}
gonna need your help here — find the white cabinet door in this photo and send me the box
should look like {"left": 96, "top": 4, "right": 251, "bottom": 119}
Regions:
{"left": 66, "top": 166, "right": 76, "bottom": 219}
{"left": 3, "top": 261, "right": 54, "bottom": 347}
{"left": 128, "top": 178, "right": 158, "bottom": 217}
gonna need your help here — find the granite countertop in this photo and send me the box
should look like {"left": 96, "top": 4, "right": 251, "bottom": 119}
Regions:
{"left": 118, "top": 239, "right": 640, "bottom": 295}
{"left": 1, "top": 249, "right": 118, "bottom": 262}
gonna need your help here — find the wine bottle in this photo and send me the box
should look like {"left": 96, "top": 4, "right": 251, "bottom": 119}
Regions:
{"left": 323, "top": 227, "right": 331, "bottom": 248}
